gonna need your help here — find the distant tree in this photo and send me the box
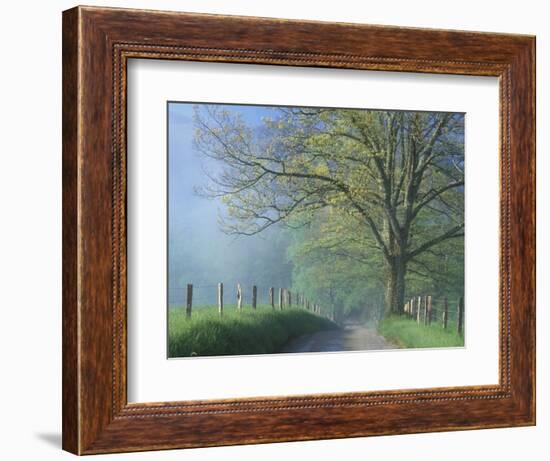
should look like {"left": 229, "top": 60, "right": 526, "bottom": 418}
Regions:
{"left": 194, "top": 106, "right": 464, "bottom": 314}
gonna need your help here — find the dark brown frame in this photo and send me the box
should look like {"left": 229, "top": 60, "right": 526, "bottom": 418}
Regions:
{"left": 62, "top": 5, "right": 536, "bottom": 455}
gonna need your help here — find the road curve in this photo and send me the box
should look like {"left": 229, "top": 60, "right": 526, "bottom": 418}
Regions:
{"left": 280, "top": 324, "right": 399, "bottom": 353}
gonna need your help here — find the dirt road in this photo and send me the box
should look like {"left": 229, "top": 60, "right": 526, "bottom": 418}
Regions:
{"left": 280, "top": 324, "right": 398, "bottom": 353}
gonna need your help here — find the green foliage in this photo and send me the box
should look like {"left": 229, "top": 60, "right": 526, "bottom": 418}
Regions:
{"left": 378, "top": 315, "right": 464, "bottom": 349}
{"left": 287, "top": 217, "right": 385, "bottom": 322}
{"left": 168, "top": 304, "right": 338, "bottom": 357}
{"left": 405, "top": 235, "right": 464, "bottom": 301}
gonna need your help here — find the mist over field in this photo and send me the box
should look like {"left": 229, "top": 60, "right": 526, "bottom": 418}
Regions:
{"left": 168, "top": 104, "right": 292, "bottom": 308}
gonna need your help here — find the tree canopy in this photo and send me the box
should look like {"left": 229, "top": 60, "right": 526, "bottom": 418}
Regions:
{"left": 193, "top": 105, "right": 464, "bottom": 315}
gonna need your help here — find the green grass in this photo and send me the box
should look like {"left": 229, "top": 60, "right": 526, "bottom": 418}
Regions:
{"left": 378, "top": 315, "right": 464, "bottom": 349}
{"left": 168, "top": 304, "right": 338, "bottom": 358}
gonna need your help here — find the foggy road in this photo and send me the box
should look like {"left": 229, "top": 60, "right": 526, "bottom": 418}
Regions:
{"left": 280, "top": 324, "right": 399, "bottom": 353}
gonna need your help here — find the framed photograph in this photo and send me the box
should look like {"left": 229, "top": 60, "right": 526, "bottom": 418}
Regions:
{"left": 62, "top": 5, "right": 535, "bottom": 455}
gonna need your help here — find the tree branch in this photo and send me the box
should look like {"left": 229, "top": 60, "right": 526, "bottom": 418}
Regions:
{"left": 407, "top": 224, "right": 464, "bottom": 260}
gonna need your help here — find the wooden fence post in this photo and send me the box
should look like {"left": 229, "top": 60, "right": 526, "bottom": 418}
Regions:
{"left": 457, "top": 296, "right": 464, "bottom": 335}
{"left": 252, "top": 285, "right": 257, "bottom": 309}
{"left": 186, "top": 283, "right": 193, "bottom": 318}
{"left": 218, "top": 282, "right": 223, "bottom": 316}
{"left": 269, "top": 287, "right": 274, "bottom": 309}
{"left": 424, "top": 296, "right": 428, "bottom": 325}
{"left": 427, "top": 296, "right": 432, "bottom": 325}
{"left": 416, "top": 297, "right": 422, "bottom": 324}
{"left": 443, "top": 297, "right": 448, "bottom": 329}
{"left": 288, "top": 290, "right": 292, "bottom": 308}
{"left": 237, "top": 283, "right": 243, "bottom": 311}
{"left": 278, "top": 288, "right": 283, "bottom": 310}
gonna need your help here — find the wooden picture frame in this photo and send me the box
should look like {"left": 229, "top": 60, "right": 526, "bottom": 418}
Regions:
{"left": 62, "top": 5, "right": 535, "bottom": 455}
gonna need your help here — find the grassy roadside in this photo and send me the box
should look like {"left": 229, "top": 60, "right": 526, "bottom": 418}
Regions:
{"left": 378, "top": 315, "right": 464, "bottom": 349}
{"left": 168, "top": 304, "right": 338, "bottom": 358}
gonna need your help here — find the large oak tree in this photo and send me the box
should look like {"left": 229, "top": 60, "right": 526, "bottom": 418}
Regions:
{"left": 193, "top": 106, "right": 464, "bottom": 314}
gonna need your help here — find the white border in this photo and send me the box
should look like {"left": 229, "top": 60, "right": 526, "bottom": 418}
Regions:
{"left": 127, "top": 59, "right": 500, "bottom": 403}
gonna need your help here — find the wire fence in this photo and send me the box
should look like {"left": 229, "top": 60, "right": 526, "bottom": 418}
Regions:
{"left": 170, "top": 283, "right": 464, "bottom": 334}
{"left": 403, "top": 295, "right": 464, "bottom": 334}
{"left": 172, "top": 282, "right": 332, "bottom": 320}
{"left": 169, "top": 283, "right": 285, "bottom": 307}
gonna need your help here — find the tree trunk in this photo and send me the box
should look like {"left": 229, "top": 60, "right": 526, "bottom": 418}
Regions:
{"left": 385, "top": 257, "right": 406, "bottom": 314}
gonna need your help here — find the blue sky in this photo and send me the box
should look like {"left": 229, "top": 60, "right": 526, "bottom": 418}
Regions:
{"left": 168, "top": 103, "right": 273, "bottom": 240}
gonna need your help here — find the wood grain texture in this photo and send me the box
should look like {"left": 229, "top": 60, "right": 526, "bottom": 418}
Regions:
{"left": 62, "top": 5, "right": 536, "bottom": 455}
